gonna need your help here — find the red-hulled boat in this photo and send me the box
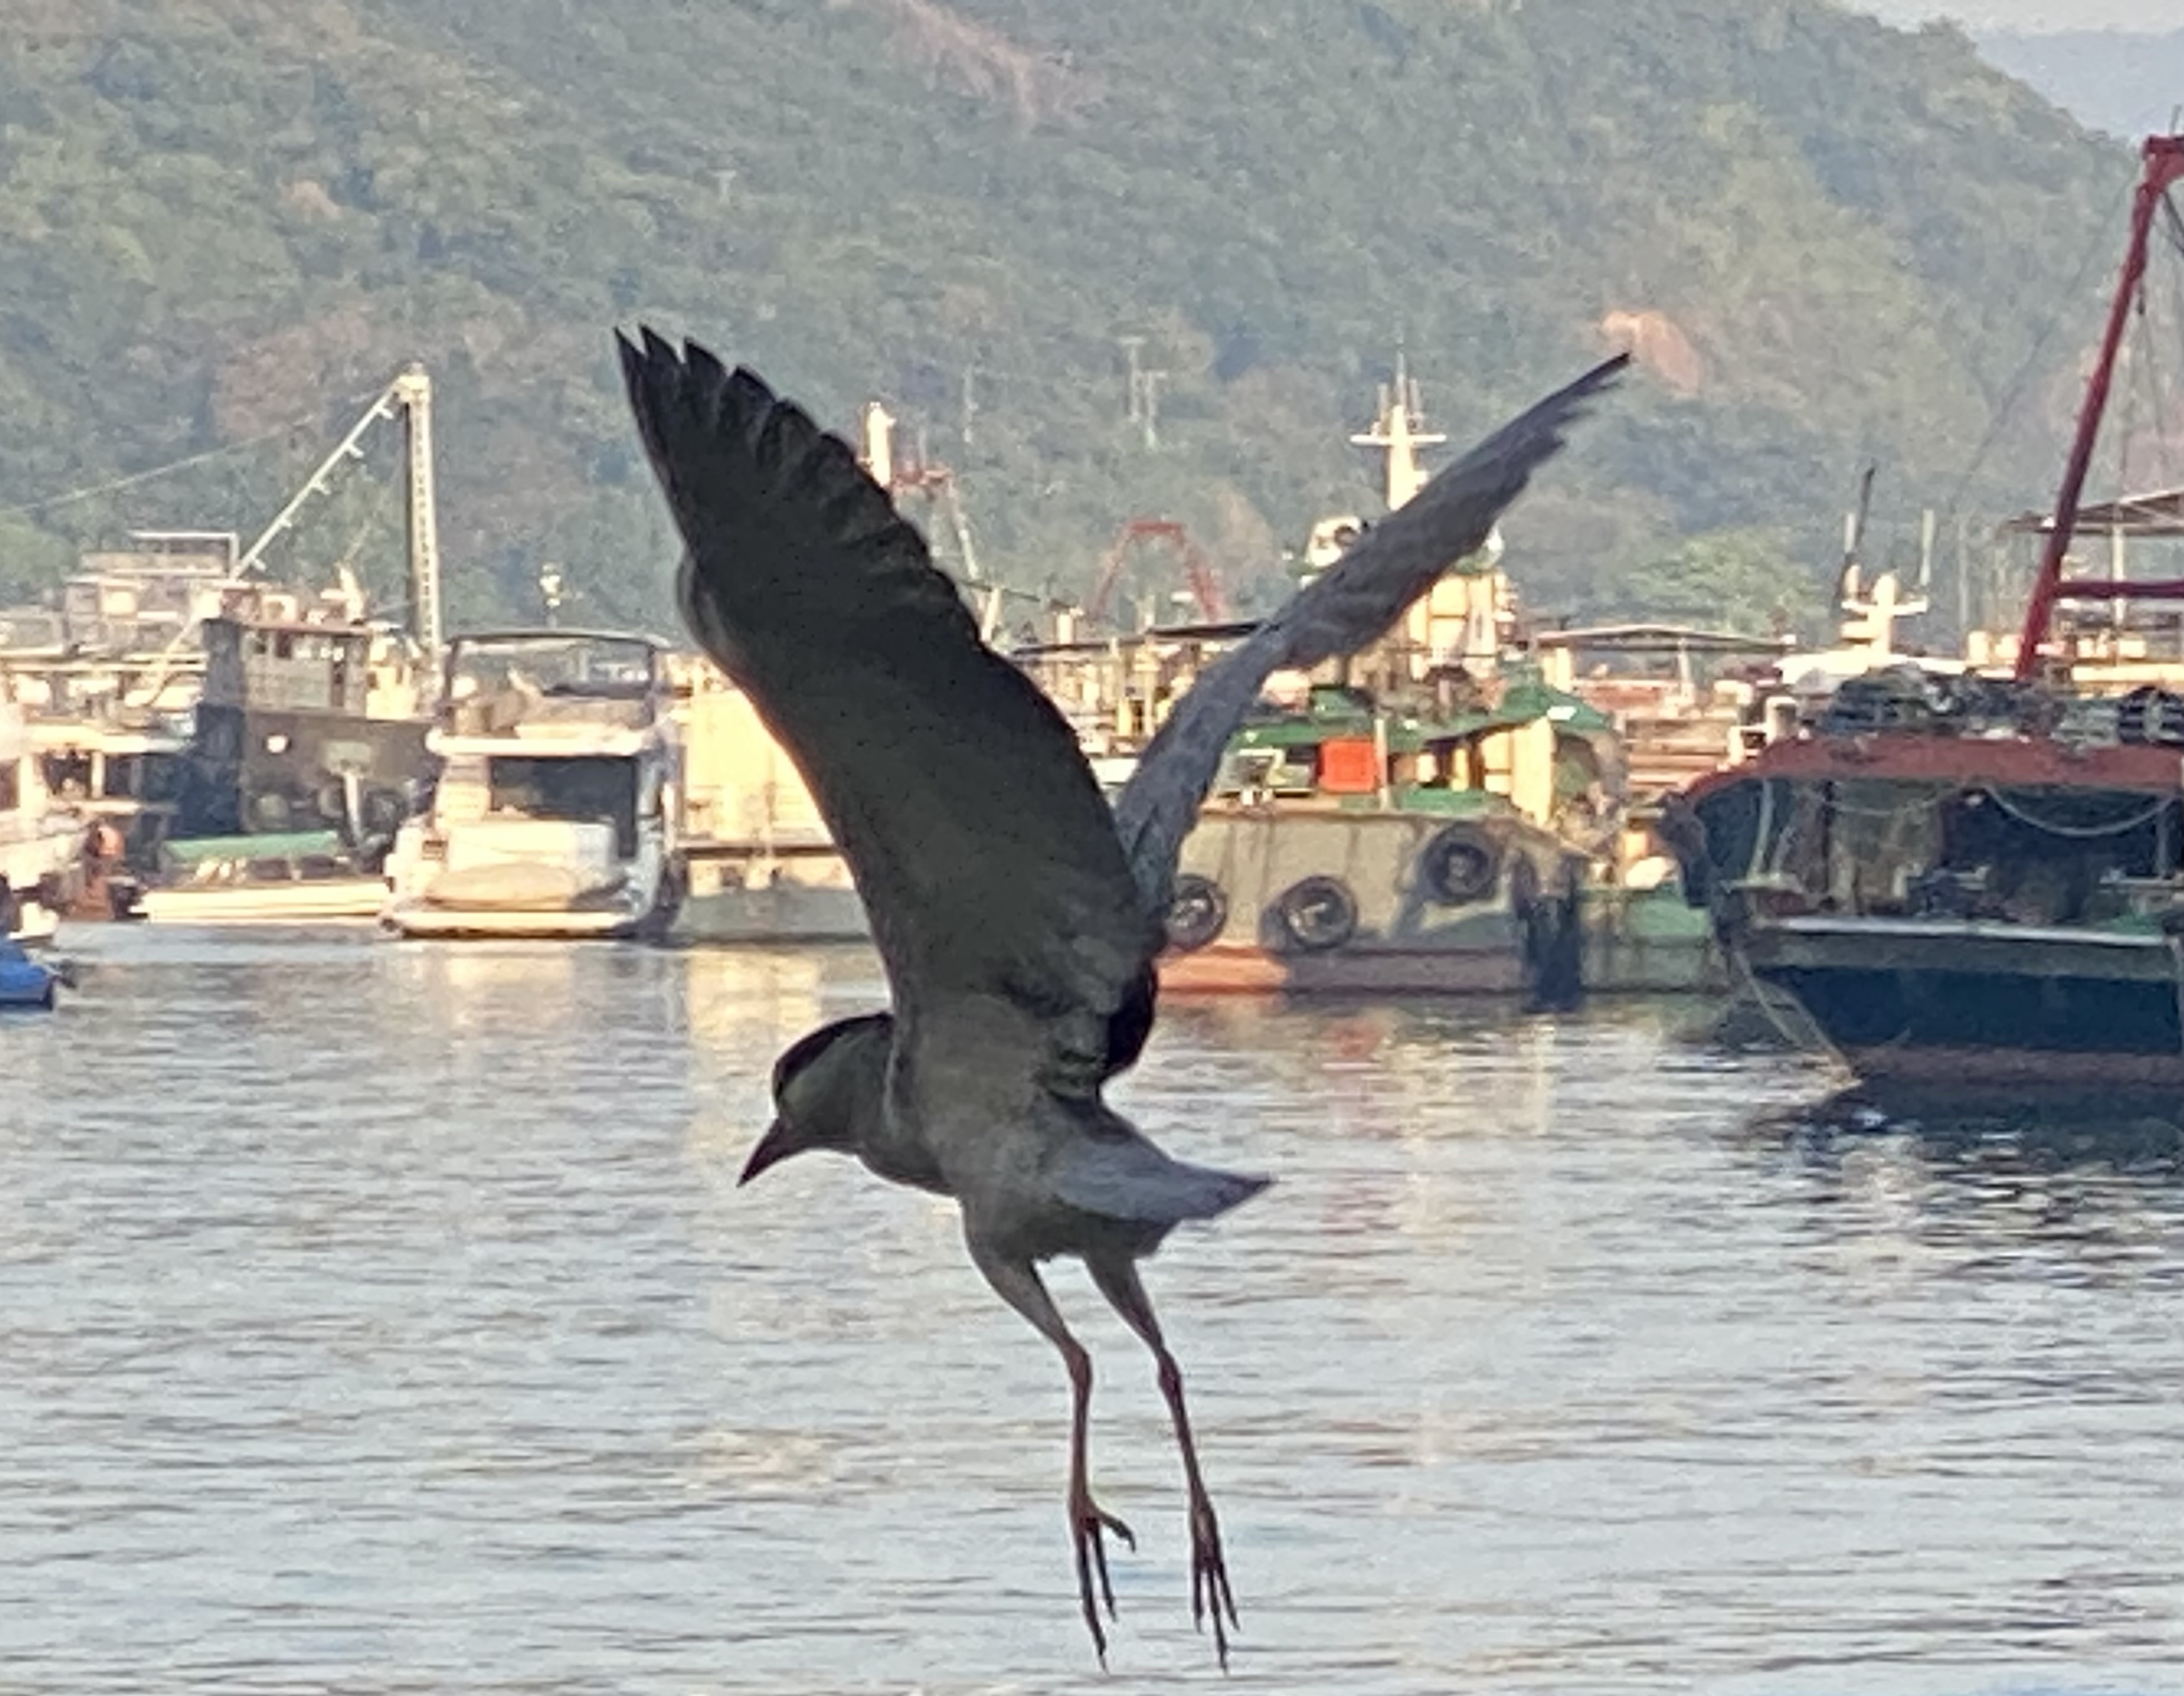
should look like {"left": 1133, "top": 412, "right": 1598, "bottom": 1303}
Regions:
{"left": 1673, "top": 134, "right": 2184, "bottom": 1086}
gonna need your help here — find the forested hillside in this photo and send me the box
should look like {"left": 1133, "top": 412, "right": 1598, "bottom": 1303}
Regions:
{"left": 0, "top": 0, "right": 2143, "bottom": 637}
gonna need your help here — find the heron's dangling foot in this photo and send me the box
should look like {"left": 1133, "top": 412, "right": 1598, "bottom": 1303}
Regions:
{"left": 961, "top": 1251, "right": 1136, "bottom": 1662}
{"left": 1085, "top": 1254, "right": 1243, "bottom": 1670}
{"left": 1069, "top": 1484, "right": 1136, "bottom": 1661}
{"left": 1185, "top": 1484, "right": 1238, "bottom": 1669}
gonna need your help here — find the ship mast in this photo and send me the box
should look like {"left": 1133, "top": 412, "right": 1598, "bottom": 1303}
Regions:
{"left": 1350, "top": 353, "right": 1446, "bottom": 511}
{"left": 396, "top": 365, "right": 443, "bottom": 657}
{"left": 2014, "top": 134, "right": 2184, "bottom": 680}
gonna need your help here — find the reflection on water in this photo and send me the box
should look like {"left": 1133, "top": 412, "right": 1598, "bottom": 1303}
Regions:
{"left": 1755, "top": 1084, "right": 2184, "bottom": 1179}
{"left": 2, "top": 929, "right": 2180, "bottom": 1693}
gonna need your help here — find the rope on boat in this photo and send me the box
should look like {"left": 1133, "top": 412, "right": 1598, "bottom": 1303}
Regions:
{"left": 1977, "top": 787, "right": 2174, "bottom": 840}
{"left": 1731, "top": 944, "right": 1853, "bottom": 1084}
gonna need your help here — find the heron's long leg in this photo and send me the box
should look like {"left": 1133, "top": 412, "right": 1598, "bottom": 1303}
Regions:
{"left": 967, "top": 1243, "right": 1136, "bottom": 1664}
{"left": 1088, "top": 1253, "right": 1238, "bottom": 1669}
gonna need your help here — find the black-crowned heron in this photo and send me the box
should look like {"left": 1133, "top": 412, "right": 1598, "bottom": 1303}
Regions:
{"left": 619, "top": 330, "right": 1624, "bottom": 1667}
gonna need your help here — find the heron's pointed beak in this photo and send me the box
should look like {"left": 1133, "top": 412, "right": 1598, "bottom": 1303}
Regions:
{"left": 739, "top": 1119, "right": 795, "bottom": 1186}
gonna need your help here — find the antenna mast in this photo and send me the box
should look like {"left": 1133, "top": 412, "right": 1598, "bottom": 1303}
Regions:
{"left": 1351, "top": 351, "right": 1447, "bottom": 512}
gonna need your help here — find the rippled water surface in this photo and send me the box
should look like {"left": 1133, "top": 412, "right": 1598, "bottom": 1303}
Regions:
{"left": 4, "top": 926, "right": 2182, "bottom": 1694}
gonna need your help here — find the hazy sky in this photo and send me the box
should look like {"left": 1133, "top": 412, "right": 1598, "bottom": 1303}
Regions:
{"left": 1868, "top": 1, "right": 2177, "bottom": 29}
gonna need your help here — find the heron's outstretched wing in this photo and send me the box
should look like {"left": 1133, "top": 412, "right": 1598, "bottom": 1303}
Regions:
{"left": 620, "top": 330, "right": 1160, "bottom": 1093}
{"left": 1111, "top": 353, "right": 1630, "bottom": 916}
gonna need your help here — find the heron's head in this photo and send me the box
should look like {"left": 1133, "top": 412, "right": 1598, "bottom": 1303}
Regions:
{"left": 740, "top": 1012, "right": 895, "bottom": 1185}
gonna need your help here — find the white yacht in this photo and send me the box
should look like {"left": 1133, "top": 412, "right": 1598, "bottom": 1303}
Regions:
{"left": 381, "top": 631, "right": 685, "bottom": 940}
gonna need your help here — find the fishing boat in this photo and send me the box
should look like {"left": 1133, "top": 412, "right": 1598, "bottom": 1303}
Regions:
{"left": 381, "top": 630, "right": 686, "bottom": 940}
{"left": 2, "top": 371, "right": 451, "bottom": 908}
{"left": 178, "top": 588, "right": 432, "bottom": 844}
{"left": 1154, "top": 675, "right": 1619, "bottom": 996}
{"left": 1017, "top": 360, "right": 1717, "bottom": 1000}
{"left": 1673, "top": 132, "right": 2184, "bottom": 1085}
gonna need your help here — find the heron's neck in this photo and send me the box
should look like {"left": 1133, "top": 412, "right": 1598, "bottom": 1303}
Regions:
{"left": 857, "top": 1102, "right": 950, "bottom": 1195}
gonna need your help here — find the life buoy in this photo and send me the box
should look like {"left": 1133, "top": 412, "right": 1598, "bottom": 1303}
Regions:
{"left": 1420, "top": 823, "right": 1501, "bottom": 906}
{"left": 1164, "top": 873, "right": 1228, "bottom": 953}
{"left": 1272, "top": 875, "right": 1358, "bottom": 953}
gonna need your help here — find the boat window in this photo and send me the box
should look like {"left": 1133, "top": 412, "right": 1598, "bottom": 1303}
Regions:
{"left": 104, "top": 753, "right": 185, "bottom": 803}
{"left": 0, "top": 759, "right": 19, "bottom": 813}
{"left": 447, "top": 635, "right": 658, "bottom": 702}
{"left": 487, "top": 755, "right": 640, "bottom": 857}
{"left": 40, "top": 751, "right": 93, "bottom": 799}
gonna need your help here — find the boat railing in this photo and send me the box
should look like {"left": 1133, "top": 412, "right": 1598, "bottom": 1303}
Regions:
{"left": 440, "top": 688, "right": 658, "bottom": 738}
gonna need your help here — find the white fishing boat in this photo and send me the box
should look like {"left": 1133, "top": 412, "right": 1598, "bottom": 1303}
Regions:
{"left": 381, "top": 631, "right": 685, "bottom": 940}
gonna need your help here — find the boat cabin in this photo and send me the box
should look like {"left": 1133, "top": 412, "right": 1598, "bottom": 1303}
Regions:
{"left": 381, "top": 630, "right": 685, "bottom": 940}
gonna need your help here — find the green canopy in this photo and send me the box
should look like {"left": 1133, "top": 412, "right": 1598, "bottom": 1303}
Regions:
{"left": 1229, "top": 675, "right": 1613, "bottom": 755}
{"left": 161, "top": 830, "right": 346, "bottom": 867}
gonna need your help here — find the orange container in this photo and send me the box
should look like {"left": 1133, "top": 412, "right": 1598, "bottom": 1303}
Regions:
{"left": 1316, "top": 736, "right": 1380, "bottom": 794}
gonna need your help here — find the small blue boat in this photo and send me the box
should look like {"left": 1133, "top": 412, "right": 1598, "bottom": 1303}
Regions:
{"left": 0, "top": 938, "right": 60, "bottom": 1010}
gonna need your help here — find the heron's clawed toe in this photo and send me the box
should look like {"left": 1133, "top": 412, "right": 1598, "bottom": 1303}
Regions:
{"left": 1070, "top": 1493, "right": 1136, "bottom": 1662}
{"left": 1187, "top": 1493, "right": 1239, "bottom": 1670}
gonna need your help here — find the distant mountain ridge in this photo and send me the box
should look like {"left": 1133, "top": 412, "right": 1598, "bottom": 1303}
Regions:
{"left": 0, "top": 0, "right": 2147, "bottom": 637}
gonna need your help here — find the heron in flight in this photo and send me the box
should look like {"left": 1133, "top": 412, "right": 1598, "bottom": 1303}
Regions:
{"left": 619, "top": 331, "right": 1625, "bottom": 1667}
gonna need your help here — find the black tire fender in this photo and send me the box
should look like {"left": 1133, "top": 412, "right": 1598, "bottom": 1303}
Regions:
{"left": 1272, "top": 875, "right": 1359, "bottom": 953}
{"left": 1164, "top": 872, "right": 1228, "bottom": 953}
{"left": 1420, "top": 823, "right": 1501, "bottom": 906}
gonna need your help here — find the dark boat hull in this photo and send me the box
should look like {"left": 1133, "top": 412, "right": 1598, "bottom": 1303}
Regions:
{"left": 1744, "top": 915, "right": 2184, "bottom": 1085}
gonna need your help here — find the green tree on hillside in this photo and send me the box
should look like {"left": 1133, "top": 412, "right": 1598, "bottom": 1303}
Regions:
{"left": 1598, "top": 527, "right": 1831, "bottom": 636}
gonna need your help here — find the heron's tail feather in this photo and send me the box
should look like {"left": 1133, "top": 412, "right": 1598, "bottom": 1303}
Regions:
{"left": 1052, "top": 1136, "right": 1271, "bottom": 1225}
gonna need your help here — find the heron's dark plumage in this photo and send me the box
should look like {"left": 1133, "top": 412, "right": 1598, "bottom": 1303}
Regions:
{"left": 619, "top": 332, "right": 1164, "bottom": 1106}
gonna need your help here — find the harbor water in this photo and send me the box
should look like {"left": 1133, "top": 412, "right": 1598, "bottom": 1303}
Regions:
{"left": 3, "top": 928, "right": 2181, "bottom": 1693}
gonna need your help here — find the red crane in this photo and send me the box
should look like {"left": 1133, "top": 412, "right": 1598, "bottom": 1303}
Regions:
{"left": 2015, "top": 133, "right": 2184, "bottom": 679}
{"left": 1084, "top": 519, "right": 1228, "bottom": 629}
